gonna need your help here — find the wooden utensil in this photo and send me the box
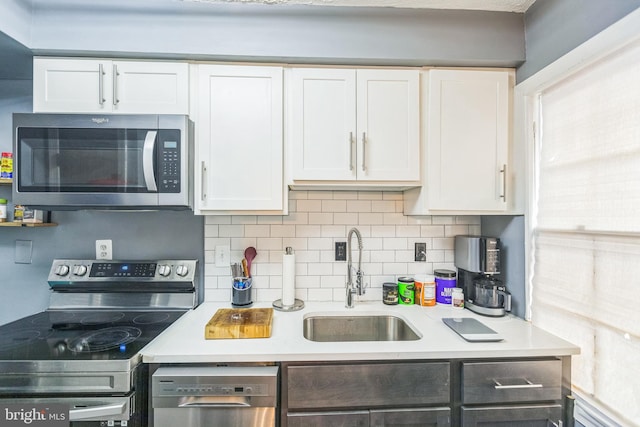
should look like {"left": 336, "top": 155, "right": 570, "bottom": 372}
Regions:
{"left": 241, "top": 259, "right": 249, "bottom": 278}
{"left": 244, "top": 246, "right": 257, "bottom": 277}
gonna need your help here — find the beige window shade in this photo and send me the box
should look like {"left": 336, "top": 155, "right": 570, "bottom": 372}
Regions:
{"left": 533, "top": 38, "right": 640, "bottom": 424}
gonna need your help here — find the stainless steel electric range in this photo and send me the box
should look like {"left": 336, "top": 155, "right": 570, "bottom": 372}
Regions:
{"left": 0, "top": 259, "right": 199, "bottom": 427}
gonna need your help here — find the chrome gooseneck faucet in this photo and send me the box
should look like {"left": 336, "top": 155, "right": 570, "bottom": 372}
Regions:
{"left": 346, "top": 227, "right": 365, "bottom": 308}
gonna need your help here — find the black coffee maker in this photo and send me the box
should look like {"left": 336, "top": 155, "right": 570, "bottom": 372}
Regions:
{"left": 454, "top": 235, "right": 511, "bottom": 317}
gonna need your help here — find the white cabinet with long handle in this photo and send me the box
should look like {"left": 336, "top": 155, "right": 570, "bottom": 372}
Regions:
{"left": 404, "top": 69, "right": 515, "bottom": 214}
{"left": 33, "top": 57, "right": 189, "bottom": 114}
{"left": 194, "top": 64, "right": 285, "bottom": 214}
{"left": 288, "top": 67, "right": 420, "bottom": 189}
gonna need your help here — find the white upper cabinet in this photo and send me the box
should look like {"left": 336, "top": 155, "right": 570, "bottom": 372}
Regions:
{"left": 404, "top": 69, "right": 513, "bottom": 214}
{"left": 33, "top": 57, "right": 189, "bottom": 114}
{"left": 289, "top": 67, "right": 420, "bottom": 187}
{"left": 194, "top": 64, "right": 285, "bottom": 214}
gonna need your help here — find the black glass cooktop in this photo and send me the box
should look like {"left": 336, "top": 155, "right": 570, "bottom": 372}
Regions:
{"left": 0, "top": 310, "right": 186, "bottom": 361}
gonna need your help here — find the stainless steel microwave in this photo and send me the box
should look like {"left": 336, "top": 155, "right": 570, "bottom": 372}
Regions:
{"left": 12, "top": 113, "right": 193, "bottom": 209}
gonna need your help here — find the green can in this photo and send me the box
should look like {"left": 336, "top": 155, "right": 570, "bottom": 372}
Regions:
{"left": 397, "top": 277, "right": 415, "bottom": 305}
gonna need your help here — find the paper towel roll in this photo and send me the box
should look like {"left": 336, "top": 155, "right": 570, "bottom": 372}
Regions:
{"left": 282, "top": 247, "right": 296, "bottom": 306}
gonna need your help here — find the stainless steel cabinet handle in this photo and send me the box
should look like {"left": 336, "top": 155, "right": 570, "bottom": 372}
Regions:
{"left": 69, "top": 402, "right": 126, "bottom": 421}
{"left": 112, "top": 64, "right": 119, "bottom": 105}
{"left": 493, "top": 378, "right": 543, "bottom": 390}
{"left": 98, "top": 64, "right": 105, "bottom": 105}
{"left": 143, "top": 131, "right": 158, "bottom": 192}
{"left": 500, "top": 164, "right": 507, "bottom": 201}
{"left": 201, "top": 161, "right": 207, "bottom": 201}
{"left": 349, "top": 132, "right": 354, "bottom": 171}
{"left": 361, "top": 132, "right": 367, "bottom": 172}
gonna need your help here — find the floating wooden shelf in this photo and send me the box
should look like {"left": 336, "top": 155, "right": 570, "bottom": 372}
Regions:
{"left": 0, "top": 178, "right": 12, "bottom": 185}
{"left": 0, "top": 222, "right": 57, "bottom": 227}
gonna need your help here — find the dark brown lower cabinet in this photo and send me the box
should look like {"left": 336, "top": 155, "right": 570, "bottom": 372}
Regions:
{"left": 287, "top": 408, "right": 451, "bottom": 427}
{"left": 281, "top": 357, "right": 571, "bottom": 427}
{"left": 461, "top": 404, "right": 563, "bottom": 426}
{"left": 282, "top": 361, "right": 451, "bottom": 427}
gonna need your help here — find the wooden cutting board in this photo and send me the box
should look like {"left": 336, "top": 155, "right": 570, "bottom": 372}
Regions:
{"left": 205, "top": 308, "right": 273, "bottom": 339}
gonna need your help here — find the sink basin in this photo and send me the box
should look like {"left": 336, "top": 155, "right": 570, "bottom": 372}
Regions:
{"left": 303, "top": 313, "right": 422, "bottom": 342}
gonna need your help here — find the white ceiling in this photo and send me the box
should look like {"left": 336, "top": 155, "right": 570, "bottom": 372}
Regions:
{"left": 182, "top": 0, "right": 537, "bottom": 13}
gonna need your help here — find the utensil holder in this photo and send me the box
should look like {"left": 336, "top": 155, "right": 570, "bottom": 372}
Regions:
{"left": 232, "top": 277, "right": 253, "bottom": 307}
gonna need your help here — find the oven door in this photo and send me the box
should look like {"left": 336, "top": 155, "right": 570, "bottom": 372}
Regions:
{"left": 12, "top": 113, "right": 190, "bottom": 209}
{"left": 0, "top": 394, "right": 137, "bottom": 426}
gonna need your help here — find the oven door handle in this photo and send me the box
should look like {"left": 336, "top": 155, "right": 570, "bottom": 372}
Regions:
{"left": 143, "top": 130, "right": 158, "bottom": 192}
{"left": 178, "top": 396, "right": 251, "bottom": 408}
{"left": 69, "top": 401, "right": 127, "bottom": 421}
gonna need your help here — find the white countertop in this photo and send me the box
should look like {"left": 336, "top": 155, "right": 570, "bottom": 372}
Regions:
{"left": 142, "top": 301, "right": 580, "bottom": 364}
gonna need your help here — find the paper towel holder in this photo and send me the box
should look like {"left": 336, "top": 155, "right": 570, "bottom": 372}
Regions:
{"left": 273, "top": 247, "right": 305, "bottom": 312}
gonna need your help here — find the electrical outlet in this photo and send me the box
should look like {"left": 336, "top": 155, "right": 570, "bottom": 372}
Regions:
{"left": 215, "top": 245, "right": 230, "bottom": 267}
{"left": 96, "top": 239, "right": 113, "bottom": 260}
{"left": 415, "top": 242, "right": 426, "bottom": 262}
{"left": 335, "top": 242, "right": 347, "bottom": 261}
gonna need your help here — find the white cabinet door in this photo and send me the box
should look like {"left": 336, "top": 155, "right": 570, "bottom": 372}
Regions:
{"left": 33, "top": 57, "right": 188, "bottom": 114}
{"left": 405, "top": 69, "right": 510, "bottom": 213}
{"left": 290, "top": 68, "right": 357, "bottom": 181}
{"left": 196, "top": 65, "right": 284, "bottom": 212}
{"left": 112, "top": 61, "right": 189, "bottom": 114}
{"left": 34, "top": 58, "right": 112, "bottom": 113}
{"left": 357, "top": 69, "right": 420, "bottom": 181}
{"left": 289, "top": 67, "right": 420, "bottom": 185}
{"left": 427, "top": 69, "right": 509, "bottom": 211}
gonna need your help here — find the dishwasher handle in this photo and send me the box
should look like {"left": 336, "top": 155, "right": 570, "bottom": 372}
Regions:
{"left": 178, "top": 395, "right": 251, "bottom": 408}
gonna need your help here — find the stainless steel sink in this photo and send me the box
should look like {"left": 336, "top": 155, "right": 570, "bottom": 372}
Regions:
{"left": 303, "top": 313, "right": 422, "bottom": 342}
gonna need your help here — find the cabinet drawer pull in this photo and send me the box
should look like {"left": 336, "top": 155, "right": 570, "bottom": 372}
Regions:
{"left": 361, "top": 132, "right": 367, "bottom": 172}
{"left": 201, "top": 161, "right": 207, "bottom": 201}
{"left": 113, "top": 64, "right": 120, "bottom": 105}
{"left": 499, "top": 164, "right": 507, "bottom": 201}
{"left": 349, "top": 132, "right": 354, "bottom": 171}
{"left": 98, "top": 63, "right": 105, "bottom": 105}
{"left": 493, "top": 379, "right": 543, "bottom": 390}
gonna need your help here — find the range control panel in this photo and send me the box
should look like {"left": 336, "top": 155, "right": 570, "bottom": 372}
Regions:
{"left": 48, "top": 259, "right": 198, "bottom": 283}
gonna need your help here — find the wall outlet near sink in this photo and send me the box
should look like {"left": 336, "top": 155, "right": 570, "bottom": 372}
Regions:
{"left": 415, "top": 242, "right": 426, "bottom": 262}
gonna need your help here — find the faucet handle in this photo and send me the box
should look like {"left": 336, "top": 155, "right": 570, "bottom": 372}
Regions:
{"left": 356, "top": 270, "right": 367, "bottom": 295}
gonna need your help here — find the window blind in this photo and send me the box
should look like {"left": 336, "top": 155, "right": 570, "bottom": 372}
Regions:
{"left": 533, "top": 39, "right": 640, "bottom": 425}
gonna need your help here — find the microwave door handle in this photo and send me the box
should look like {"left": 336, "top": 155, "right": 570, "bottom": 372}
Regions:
{"left": 143, "top": 130, "right": 158, "bottom": 192}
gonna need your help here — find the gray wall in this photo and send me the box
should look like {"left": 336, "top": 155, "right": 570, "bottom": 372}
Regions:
{"left": 0, "top": 209, "right": 204, "bottom": 326}
{"left": 518, "top": 0, "right": 640, "bottom": 82}
{"left": 481, "top": 215, "right": 526, "bottom": 319}
{"left": 24, "top": 1, "right": 525, "bottom": 67}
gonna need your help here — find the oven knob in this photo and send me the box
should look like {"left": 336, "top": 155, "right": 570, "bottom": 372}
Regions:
{"left": 54, "top": 264, "right": 70, "bottom": 276}
{"left": 158, "top": 264, "right": 171, "bottom": 277}
{"left": 72, "top": 265, "right": 88, "bottom": 276}
{"left": 176, "top": 265, "right": 189, "bottom": 277}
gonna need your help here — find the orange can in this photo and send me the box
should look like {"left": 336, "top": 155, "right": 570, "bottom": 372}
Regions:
{"left": 415, "top": 274, "right": 436, "bottom": 306}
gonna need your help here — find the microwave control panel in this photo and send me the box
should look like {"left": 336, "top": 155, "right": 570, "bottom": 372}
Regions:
{"left": 159, "top": 130, "right": 181, "bottom": 193}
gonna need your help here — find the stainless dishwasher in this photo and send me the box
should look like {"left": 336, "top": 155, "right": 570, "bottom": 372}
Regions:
{"left": 152, "top": 366, "right": 278, "bottom": 427}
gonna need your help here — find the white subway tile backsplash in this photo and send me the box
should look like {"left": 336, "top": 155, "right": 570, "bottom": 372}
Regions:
{"left": 308, "top": 213, "right": 334, "bottom": 225}
{"left": 296, "top": 199, "right": 322, "bottom": 212}
{"left": 202, "top": 190, "right": 480, "bottom": 303}
{"left": 322, "top": 200, "right": 347, "bottom": 212}
{"left": 347, "top": 200, "right": 372, "bottom": 212}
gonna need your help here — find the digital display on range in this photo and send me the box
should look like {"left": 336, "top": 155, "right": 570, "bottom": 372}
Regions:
{"left": 89, "top": 262, "right": 157, "bottom": 278}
